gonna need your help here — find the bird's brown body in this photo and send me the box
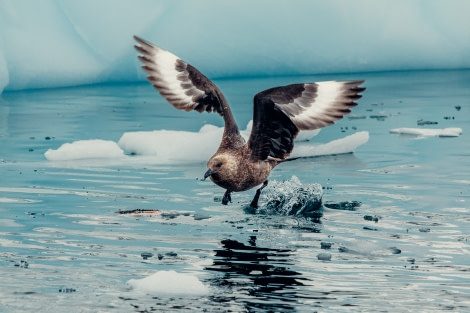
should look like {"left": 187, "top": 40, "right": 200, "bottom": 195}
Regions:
{"left": 133, "top": 36, "right": 365, "bottom": 207}
{"left": 206, "top": 148, "right": 275, "bottom": 192}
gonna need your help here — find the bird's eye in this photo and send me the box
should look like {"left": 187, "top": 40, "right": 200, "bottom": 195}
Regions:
{"left": 216, "top": 162, "right": 223, "bottom": 168}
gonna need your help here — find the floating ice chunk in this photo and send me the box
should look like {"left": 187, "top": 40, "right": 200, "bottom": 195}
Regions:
{"left": 290, "top": 131, "right": 369, "bottom": 158}
{"left": 390, "top": 127, "right": 462, "bottom": 137}
{"left": 44, "top": 139, "right": 124, "bottom": 161}
{"left": 118, "top": 124, "right": 223, "bottom": 163}
{"left": 127, "top": 270, "right": 209, "bottom": 296}
{"left": 295, "top": 129, "right": 322, "bottom": 142}
{"left": 118, "top": 121, "right": 320, "bottom": 162}
{"left": 118, "top": 122, "right": 336, "bottom": 164}
{"left": 45, "top": 124, "right": 367, "bottom": 163}
{"left": 257, "top": 176, "right": 323, "bottom": 216}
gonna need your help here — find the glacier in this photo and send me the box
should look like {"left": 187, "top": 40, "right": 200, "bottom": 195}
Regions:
{"left": 1, "top": 0, "right": 470, "bottom": 94}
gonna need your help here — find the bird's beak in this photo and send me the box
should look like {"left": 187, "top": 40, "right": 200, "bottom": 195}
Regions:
{"left": 203, "top": 169, "right": 214, "bottom": 181}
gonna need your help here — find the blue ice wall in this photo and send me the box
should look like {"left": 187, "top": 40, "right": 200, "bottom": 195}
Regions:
{"left": 1, "top": 0, "right": 469, "bottom": 94}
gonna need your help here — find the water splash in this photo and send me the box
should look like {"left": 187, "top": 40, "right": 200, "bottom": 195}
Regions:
{"left": 254, "top": 176, "right": 323, "bottom": 217}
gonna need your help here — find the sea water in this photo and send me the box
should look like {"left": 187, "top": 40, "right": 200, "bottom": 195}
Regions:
{"left": 1, "top": 70, "right": 469, "bottom": 312}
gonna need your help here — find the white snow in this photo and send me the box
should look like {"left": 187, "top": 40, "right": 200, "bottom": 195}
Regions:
{"left": 1, "top": 0, "right": 470, "bottom": 94}
{"left": 44, "top": 122, "right": 368, "bottom": 164}
{"left": 389, "top": 127, "right": 462, "bottom": 137}
{"left": 126, "top": 270, "right": 209, "bottom": 296}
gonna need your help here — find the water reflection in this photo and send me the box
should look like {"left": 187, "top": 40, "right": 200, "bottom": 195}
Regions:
{"left": 207, "top": 237, "right": 307, "bottom": 312}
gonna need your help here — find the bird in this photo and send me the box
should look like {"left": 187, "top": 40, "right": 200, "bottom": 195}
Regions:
{"left": 133, "top": 35, "right": 365, "bottom": 208}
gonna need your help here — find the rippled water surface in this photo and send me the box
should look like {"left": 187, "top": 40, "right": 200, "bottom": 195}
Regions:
{"left": 1, "top": 70, "right": 470, "bottom": 312}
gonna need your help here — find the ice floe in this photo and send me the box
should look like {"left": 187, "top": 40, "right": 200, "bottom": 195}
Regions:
{"left": 45, "top": 122, "right": 368, "bottom": 164}
{"left": 390, "top": 127, "right": 462, "bottom": 138}
{"left": 118, "top": 124, "right": 223, "bottom": 163}
{"left": 127, "top": 270, "right": 209, "bottom": 296}
{"left": 44, "top": 139, "right": 124, "bottom": 161}
{"left": 291, "top": 131, "right": 369, "bottom": 158}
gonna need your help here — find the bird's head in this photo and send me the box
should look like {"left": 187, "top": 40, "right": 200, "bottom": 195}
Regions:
{"left": 204, "top": 153, "right": 238, "bottom": 184}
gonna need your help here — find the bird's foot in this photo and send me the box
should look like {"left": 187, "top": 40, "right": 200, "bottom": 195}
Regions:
{"left": 222, "top": 190, "right": 232, "bottom": 205}
{"left": 250, "top": 180, "right": 268, "bottom": 209}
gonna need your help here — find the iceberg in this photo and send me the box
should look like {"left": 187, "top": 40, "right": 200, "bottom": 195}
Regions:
{"left": 1, "top": 1, "right": 470, "bottom": 94}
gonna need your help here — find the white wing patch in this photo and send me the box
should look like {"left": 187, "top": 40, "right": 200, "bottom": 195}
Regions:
{"left": 282, "top": 81, "right": 359, "bottom": 130}
{"left": 135, "top": 37, "right": 205, "bottom": 111}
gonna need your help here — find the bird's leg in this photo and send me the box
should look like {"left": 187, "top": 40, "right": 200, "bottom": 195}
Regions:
{"left": 222, "top": 190, "right": 232, "bottom": 205}
{"left": 250, "top": 180, "right": 268, "bottom": 209}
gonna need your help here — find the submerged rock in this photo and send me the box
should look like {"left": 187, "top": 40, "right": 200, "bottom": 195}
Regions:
{"left": 141, "top": 252, "right": 154, "bottom": 260}
{"left": 389, "top": 247, "right": 402, "bottom": 254}
{"left": 321, "top": 242, "right": 333, "bottom": 249}
{"left": 417, "top": 119, "right": 438, "bottom": 125}
{"left": 364, "top": 215, "right": 380, "bottom": 222}
{"left": 255, "top": 176, "right": 323, "bottom": 217}
{"left": 324, "top": 201, "right": 362, "bottom": 211}
{"left": 317, "top": 253, "right": 332, "bottom": 261}
{"left": 14, "top": 260, "right": 29, "bottom": 268}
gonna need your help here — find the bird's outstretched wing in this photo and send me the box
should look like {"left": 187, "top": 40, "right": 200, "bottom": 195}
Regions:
{"left": 248, "top": 81, "right": 365, "bottom": 161}
{"left": 134, "top": 36, "right": 243, "bottom": 148}
{"left": 134, "top": 36, "right": 224, "bottom": 114}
